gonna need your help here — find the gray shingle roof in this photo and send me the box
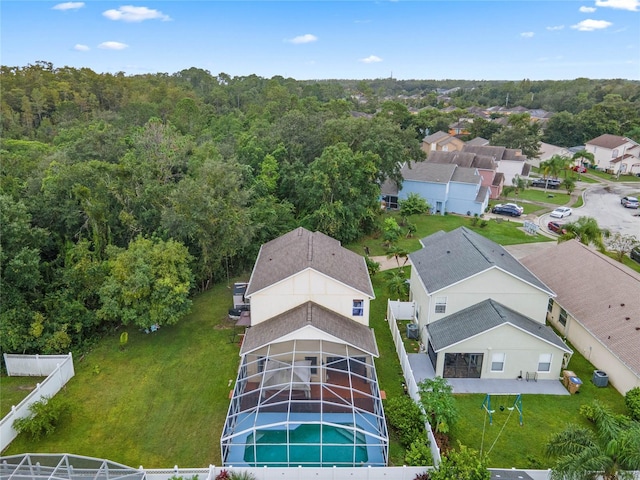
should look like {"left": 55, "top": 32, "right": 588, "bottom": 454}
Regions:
{"left": 423, "top": 131, "right": 450, "bottom": 143}
{"left": 246, "top": 227, "right": 374, "bottom": 298}
{"left": 475, "top": 186, "right": 489, "bottom": 202}
{"left": 427, "top": 299, "right": 571, "bottom": 352}
{"left": 401, "top": 162, "right": 456, "bottom": 184}
{"left": 521, "top": 240, "right": 640, "bottom": 377}
{"left": 411, "top": 227, "right": 552, "bottom": 294}
{"left": 451, "top": 166, "right": 481, "bottom": 184}
{"left": 240, "top": 301, "right": 379, "bottom": 356}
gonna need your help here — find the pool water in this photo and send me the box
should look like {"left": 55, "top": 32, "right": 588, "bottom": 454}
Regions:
{"left": 243, "top": 423, "right": 369, "bottom": 467}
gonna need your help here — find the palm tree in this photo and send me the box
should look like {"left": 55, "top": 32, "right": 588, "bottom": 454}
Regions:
{"left": 546, "top": 401, "right": 640, "bottom": 480}
{"left": 385, "top": 269, "right": 409, "bottom": 300}
{"left": 560, "top": 216, "right": 610, "bottom": 252}
{"left": 386, "top": 244, "right": 409, "bottom": 270}
{"left": 572, "top": 149, "right": 595, "bottom": 169}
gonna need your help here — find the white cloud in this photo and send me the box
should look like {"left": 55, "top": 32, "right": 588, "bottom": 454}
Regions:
{"left": 579, "top": 6, "right": 597, "bottom": 12}
{"left": 287, "top": 34, "right": 318, "bottom": 44}
{"left": 74, "top": 44, "right": 90, "bottom": 51}
{"left": 359, "top": 55, "right": 382, "bottom": 64}
{"left": 571, "top": 19, "right": 613, "bottom": 30}
{"left": 520, "top": 31, "right": 535, "bottom": 38}
{"left": 102, "top": 6, "right": 171, "bottom": 22}
{"left": 53, "top": 2, "right": 84, "bottom": 11}
{"left": 546, "top": 25, "right": 565, "bottom": 30}
{"left": 98, "top": 41, "right": 129, "bottom": 50}
{"left": 595, "top": 0, "right": 639, "bottom": 11}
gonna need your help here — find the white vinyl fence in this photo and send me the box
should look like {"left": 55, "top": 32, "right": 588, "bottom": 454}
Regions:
{"left": 386, "top": 300, "right": 441, "bottom": 466}
{"left": 1, "top": 353, "right": 75, "bottom": 451}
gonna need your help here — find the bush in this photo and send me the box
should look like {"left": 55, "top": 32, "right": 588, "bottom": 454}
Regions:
{"left": 385, "top": 396, "right": 425, "bottom": 447}
{"left": 230, "top": 473, "right": 255, "bottom": 480}
{"left": 13, "top": 395, "right": 70, "bottom": 440}
{"left": 405, "top": 438, "right": 432, "bottom": 466}
{"left": 413, "top": 472, "right": 430, "bottom": 480}
{"left": 625, "top": 387, "right": 640, "bottom": 421}
{"left": 215, "top": 471, "right": 230, "bottom": 480}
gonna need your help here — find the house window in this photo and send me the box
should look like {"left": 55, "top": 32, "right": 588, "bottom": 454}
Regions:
{"left": 538, "top": 354, "right": 552, "bottom": 372}
{"left": 435, "top": 297, "right": 447, "bottom": 314}
{"left": 352, "top": 300, "right": 364, "bottom": 316}
{"left": 547, "top": 298, "right": 554, "bottom": 314}
{"left": 305, "top": 356, "right": 318, "bottom": 375}
{"left": 491, "top": 353, "right": 505, "bottom": 372}
{"left": 258, "top": 356, "right": 265, "bottom": 373}
{"left": 559, "top": 308, "right": 567, "bottom": 327}
{"left": 415, "top": 306, "right": 420, "bottom": 321}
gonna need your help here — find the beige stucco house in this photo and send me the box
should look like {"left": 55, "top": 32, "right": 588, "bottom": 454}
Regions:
{"left": 221, "top": 228, "right": 389, "bottom": 467}
{"left": 585, "top": 134, "right": 640, "bottom": 175}
{"left": 408, "top": 227, "right": 571, "bottom": 380}
{"left": 422, "top": 131, "right": 465, "bottom": 154}
{"left": 522, "top": 240, "right": 640, "bottom": 394}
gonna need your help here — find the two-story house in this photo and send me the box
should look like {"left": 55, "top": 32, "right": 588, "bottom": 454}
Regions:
{"left": 408, "top": 227, "right": 571, "bottom": 381}
{"left": 221, "top": 228, "right": 388, "bottom": 468}
{"left": 584, "top": 134, "right": 640, "bottom": 175}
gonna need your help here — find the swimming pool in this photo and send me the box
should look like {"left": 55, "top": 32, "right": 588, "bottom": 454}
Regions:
{"left": 243, "top": 423, "right": 369, "bottom": 467}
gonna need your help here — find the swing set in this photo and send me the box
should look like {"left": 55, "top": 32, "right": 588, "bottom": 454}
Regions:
{"left": 480, "top": 393, "right": 523, "bottom": 456}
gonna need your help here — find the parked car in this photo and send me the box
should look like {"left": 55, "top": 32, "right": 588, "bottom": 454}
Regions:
{"left": 631, "top": 246, "right": 640, "bottom": 264}
{"left": 530, "top": 178, "right": 561, "bottom": 189}
{"left": 621, "top": 196, "right": 639, "bottom": 209}
{"left": 550, "top": 207, "right": 572, "bottom": 218}
{"left": 494, "top": 203, "right": 524, "bottom": 214}
{"left": 492, "top": 204, "right": 522, "bottom": 217}
{"left": 547, "top": 221, "right": 567, "bottom": 235}
{"left": 572, "top": 165, "right": 587, "bottom": 173}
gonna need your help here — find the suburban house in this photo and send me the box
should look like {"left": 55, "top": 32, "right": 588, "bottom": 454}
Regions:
{"left": 584, "top": 134, "right": 640, "bottom": 175}
{"left": 381, "top": 161, "right": 490, "bottom": 216}
{"left": 521, "top": 240, "right": 640, "bottom": 394}
{"left": 425, "top": 150, "right": 504, "bottom": 199}
{"left": 421, "top": 131, "right": 465, "bottom": 154}
{"left": 221, "top": 227, "right": 388, "bottom": 468}
{"left": 530, "top": 142, "right": 572, "bottom": 169}
{"left": 461, "top": 145, "right": 530, "bottom": 185}
{"left": 407, "top": 227, "right": 571, "bottom": 380}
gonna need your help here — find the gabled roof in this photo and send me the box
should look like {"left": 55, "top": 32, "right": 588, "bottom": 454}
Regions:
{"left": 466, "top": 137, "right": 490, "bottom": 147}
{"left": 427, "top": 151, "right": 497, "bottom": 170}
{"left": 475, "top": 186, "right": 489, "bottom": 202}
{"left": 492, "top": 172, "right": 505, "bottom": 186}
{"left": 240, "top": 301, "right": 379, "bottom": 356}
{"left": 451, "top": 166, "right": 481, "bottom": 184}
{"left": 427, "top": 299, "right": 571, "bottom": 352}
{"left": 410, "top": 227, "right": 553, "bottom": 294}
{"left": 521, "top": 240, "right": 640, "bottom": 376}
{"left": 246, "top": 227, "right": 374, "bottom": 298}
{"left": 586, "top": 134, "right": 631, "bottom": 149}
{"left": 401, "top": 161, "right": 457, "bottom": 184}
{"left": 423, "top": 131, "right": 450, "bottom": 144}
{"left": 462, "top": 145, "right": 523, "bottom": 161}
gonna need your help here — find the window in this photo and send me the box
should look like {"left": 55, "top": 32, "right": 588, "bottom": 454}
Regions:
{"left": 435, "top": 297, "right": 447, "bottom": 314}
{"left": 491, "top": 353, "right": 505, "bottom": 372}
{"left": 305, "top": 356, "right": 318, "bottom": 375}
{"left": 547, "top": 298, "right": 554, "bottom": 314}
{"left": 559, "top": 308, "right": 567, "bottom": 327}
{"left": 258, "top": 356, "right": 265, "bottom": 373}
{"left": 352, "top": 300, "right": 364, "bottom": 316}
{"left": 415, "top": 306, "right": 420, "bottom": 321}
{"left": 538, "top": 354, "right": 552, "bottom": 372}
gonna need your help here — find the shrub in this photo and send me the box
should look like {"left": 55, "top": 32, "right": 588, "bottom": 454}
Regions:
{"left": 385, "top": 396, "right": 425, "bottom": 447}
{"left": 13, "top": 395, "right": 70, "bottom": 440}
{"left": 405, "top": 438, "right": 432, "bottom": 466}
{"left": 229, "top": 473, "right": 255, "bottom": 480}
{"left": 215, "top": 471, "right": 230, "bottom": 480}
{"left": 413, "top": 472, "right": 430, "bottom": 480}
{"left": 625, "top": 387, "right": 640, "bottom": 421}
{"left": 418, "top": 377, "right": 457, "bottom": 434}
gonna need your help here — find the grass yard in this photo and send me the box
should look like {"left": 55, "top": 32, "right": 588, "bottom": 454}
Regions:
{"left": 3, "top": 280, "right": 244, "bottom": 467}
{"left": 349, "top": 213, "right": 551, "bottom": 257}
{"left": 0, "top": 376, "right": 47, "bottom": 417}
{"left": 506, "top": 189, "right": 572, "bottom": 206}
{"left": 584, "top": 170, "right": 640, "bottom": 183}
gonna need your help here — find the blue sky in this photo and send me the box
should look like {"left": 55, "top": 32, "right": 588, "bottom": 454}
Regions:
{"left": 1, "top": 0, "right": 638, "bottom": 80}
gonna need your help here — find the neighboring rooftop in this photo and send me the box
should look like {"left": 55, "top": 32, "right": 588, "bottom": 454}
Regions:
{"left": 410, "top": 227, "right": 553, "bottom": 294}
{"left": 586, "top": 134, "right": 632, "bottom": 149}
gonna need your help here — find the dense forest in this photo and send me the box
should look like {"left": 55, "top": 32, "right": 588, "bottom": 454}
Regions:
{"left": 2, "top": 61, "right": 640, "bottom": 356}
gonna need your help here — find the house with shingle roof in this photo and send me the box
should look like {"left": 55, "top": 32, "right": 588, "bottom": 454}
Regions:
{"left": 380, "top": 162, "right": 489, "bottom": 216}
{"left": 221, "top": 227, "right": 388, "bottom": 468}
{"left": 521, "top": 240, "right": 640, "bottom": 394}
{"left": 421, "top": 131, "right": 465, "bottom": 154}
{"left": 408, "top": 227, "right": 570, "bottom": 380}
{"left": 462, "top": 144, "right": 528, "bottom": 185}
{"left": 584, "top": 134, "right": 640, "bottom": 175}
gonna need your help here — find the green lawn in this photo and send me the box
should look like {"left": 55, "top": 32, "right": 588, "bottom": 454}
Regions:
{"left": 0, "top": 376, "right": 47, "bottom": 417}
{"left": 3, "top": 281, "right": 243, "bottom": 467}
{"left": 584, "top": 170, "right": 640, "bottom": 182}
{"left": 507, "top": 189, "right": 572, "bottom": 206}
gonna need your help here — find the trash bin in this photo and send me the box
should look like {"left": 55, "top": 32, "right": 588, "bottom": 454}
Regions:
{"left": 406, "top": 323, "right": 419, "bottom": 340}
{"left": 562, "top": 370, "right": 576, "bottom": 388}
{"left": 568, "top": 376, "right": 582, "bottom": 394}
{"left": 592, "top": 370, "right": 609, "bottom": 387}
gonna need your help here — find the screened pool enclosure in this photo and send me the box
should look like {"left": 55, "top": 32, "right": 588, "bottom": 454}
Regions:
{"left": 221, "top": 339, "right": 388, "bottom": 467}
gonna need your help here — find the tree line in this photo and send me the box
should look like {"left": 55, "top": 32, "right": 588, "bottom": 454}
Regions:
{"left": 1, "top": 62, "right": 639, "bottom": 357}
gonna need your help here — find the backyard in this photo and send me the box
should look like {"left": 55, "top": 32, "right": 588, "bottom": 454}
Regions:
{"left": 1, "top": 211, "right": 631, "bottom": 469}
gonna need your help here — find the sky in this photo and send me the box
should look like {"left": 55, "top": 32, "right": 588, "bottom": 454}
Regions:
{"left": 1, "top": 0, "right": 639, "bottom": 81}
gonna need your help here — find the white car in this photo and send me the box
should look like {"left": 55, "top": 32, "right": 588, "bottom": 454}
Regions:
{"left": 550, "top": 207, "right": 572, "bottom": 218}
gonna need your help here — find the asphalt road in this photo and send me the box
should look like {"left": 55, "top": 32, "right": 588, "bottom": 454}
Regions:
{"left": 540, "top": 182, "right": 640, "bottom": 238}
